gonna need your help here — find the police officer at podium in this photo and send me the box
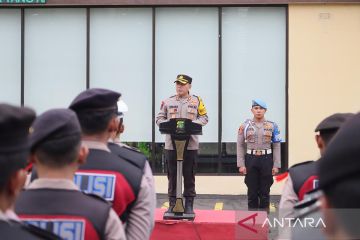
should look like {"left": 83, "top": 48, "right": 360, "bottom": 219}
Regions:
{"left": 156, "top": 74, "right": 208, "bottom": 214}
{"left": 237, "top": 99, "right": 281, "bottom": 211}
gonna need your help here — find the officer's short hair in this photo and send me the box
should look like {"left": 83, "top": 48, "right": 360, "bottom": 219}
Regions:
{"left": 77, "top": 109, "right": 117, "bottom": 135}
{"left": 0, "top": 152, "right": 28, "bottom": 192}
{"left": 35, "top": 135, "right": 81, "bottom": 168}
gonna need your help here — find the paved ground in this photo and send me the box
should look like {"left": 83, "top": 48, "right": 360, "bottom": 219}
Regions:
{"left": 156, "top": 193, "right": 281, "bottom": 211}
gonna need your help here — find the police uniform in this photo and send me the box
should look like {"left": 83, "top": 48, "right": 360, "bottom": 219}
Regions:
{"left": 0, "top": 104, "right": 60, "bottom": 240}
{"left": 70, "top": 88, "right": 154, "bottom": 240}
{"left": 237, "top": 99, "right": 281, "bottom": 210}
{"left": 279, "top": 113, "right": 353, "bottom": 218}
{"left": 15, "top": 108, "right": 126, "bottom": 240}
{"left": 156, "top": 74, "right": 208, "bottom": 213}
{"left": 16, "top": 179, "right": 126, "bottom": 240}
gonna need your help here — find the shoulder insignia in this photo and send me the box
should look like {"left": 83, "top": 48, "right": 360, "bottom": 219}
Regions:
{"left": 290, "top": 160, "right": 315, "bottom": 169}
{"left": 82, "top": 192, "right": 110, "bottom": 204}
{"left": 196, "top": 96, "right": 207, "bottom": 116}
{"left": 238, "top": 124, "right": 245, "bottom": 134}
{"left": 160, "top": 101, "right": 164, "bottom": 110}
{"left": 123, "top": 144, "right": 141, "bottom": 153}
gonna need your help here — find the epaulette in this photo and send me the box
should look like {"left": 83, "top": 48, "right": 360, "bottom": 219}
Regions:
{"left": 123, "top": 144, "right": 141, "bottom": 153}
{"left": 244, "top": 119, "right": 252, "bottom": 125}
{"left": 82, "top": 192, "right": 109, "bottom": 204}
{"left": 265, "top": 120, "right": 275, "bottom": 124}
{"left": 289, "top": 160, "right": 315, "bottom": 169}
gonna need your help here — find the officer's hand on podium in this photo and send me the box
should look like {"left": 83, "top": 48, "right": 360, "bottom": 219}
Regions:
{"left": 272, "top": 167, "right": 279, "bottom": 175}
{"left": 239, "top": 167, "right": 247, "bottom": 175}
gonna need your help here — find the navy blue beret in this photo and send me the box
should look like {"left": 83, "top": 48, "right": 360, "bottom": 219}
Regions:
{"left": 315, "top": 113, "right": 354, "bottom": 132}
{"left": 0, "top": 104, "right": 35, "bottom": 153}
{"left": 69, "top": 88, "right": 121, "bottom": 112}
{"left": 319, "top": 112, "right": 360, "bottom": 189}
{"left": 30, "top": 108, "right": 81, "bottom": 151}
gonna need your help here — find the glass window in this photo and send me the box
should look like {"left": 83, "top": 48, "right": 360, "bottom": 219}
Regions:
{"left": 90, "top": 8, "right": 153, "bottom": 142}
{"left": 0, "top": 9, "right": 21, "bottom": 105}
{"left": 155, "top": 7, "right": 219, "bottom": 143}
{"left": 154, "top": 7, "right": 219, "bottom": 173}
{"left": 222, "top": 7, "right": 286, "bottom": 142}
{"left": 24, "top": 9, "right": 86, "bottom": 113}
{"left": 221, "top": 7, "right": 286, "bottom": 172}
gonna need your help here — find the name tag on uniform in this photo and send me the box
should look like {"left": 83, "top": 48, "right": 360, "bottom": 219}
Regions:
{"left": 74, "top": 172, "right": 116, "bottom": 201}
{"left": 25, "top": 219, "right": 85, "bottom": 240}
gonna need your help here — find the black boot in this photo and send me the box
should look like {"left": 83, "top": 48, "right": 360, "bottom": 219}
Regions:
{"left": 166, "top": 197, "right": 176, "bottom": 214}
{"left": 185, "top": 197, "right": 194, "bottom": 214}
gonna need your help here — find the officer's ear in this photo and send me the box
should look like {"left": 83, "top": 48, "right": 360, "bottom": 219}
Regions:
{"left": 6, "top": 169, "right": 27, "bottom": 199}
{"left": 315, "top": 134, "right": 325, "bottom": 155}
{"left": 320, "top": 195, "right": 338, "bottom": 237}
{"left": 77, "top": 144, "right": 89, "bottom": 166}
{"left": 108, "top": 116, "right": 118, "bottom": 133}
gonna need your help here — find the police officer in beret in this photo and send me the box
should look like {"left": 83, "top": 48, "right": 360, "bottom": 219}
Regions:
{"left": 15, "top": 108, "right": 126, "bottom": 240}
{"left": 318, "top": 113, "right": 360, "bottom": 240}
{"left": 279, "top": 113, "right": 354, "bottom": 218}
{"left": 237, "top": 99, "right": 281, "bottom": 211}
{"left": 69, "top": 88, "right": 154, "bottom": 240}
{"left": 156, "top": 74, "right": 208, "bottom": 214}
{"left": 0, "top": 104, "right": 60, "bottom": 240}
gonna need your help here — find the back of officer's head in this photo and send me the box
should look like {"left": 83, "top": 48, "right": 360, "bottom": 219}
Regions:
{"left": 30, "top": 109, "right": 82, "bottom": 168}
{"left": 69, "top": 88, "right": 120, "bottom": 135}
{"left": 319, "top": 113, "right": 360, "bottom": 238}
{"left": 0, "top": 104, "right": 35, "bottom": 192}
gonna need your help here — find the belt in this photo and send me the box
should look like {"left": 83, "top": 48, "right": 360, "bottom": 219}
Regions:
{"left": 246, "top": 149, "right": 272, "bottom": 156}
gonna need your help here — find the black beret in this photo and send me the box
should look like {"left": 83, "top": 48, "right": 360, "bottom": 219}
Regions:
{"left": 319, "top": 113, "right": 360, "bottom": 190}
{"left": 315, "top": 113, "right": 354, "bottom": 132}
{"left": 174, "top": 74, "right": 192, "bottom": 84}
{"left": 30, "top": 108, "right": 81, "bottom": 152}
{"left": 69, "top": 88, "right": 121, "bottom": 112}
{"left": 0, "top": 104, "right": 35, "bottom": 153}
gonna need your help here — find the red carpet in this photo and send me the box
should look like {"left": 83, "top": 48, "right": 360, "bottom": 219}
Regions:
{"left": 151, "top": 209, "right": 268, "bottom": 240}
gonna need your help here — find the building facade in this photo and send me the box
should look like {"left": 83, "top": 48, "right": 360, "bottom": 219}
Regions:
{"left": 1, "top": 0, "right": 359, "bottom": 194}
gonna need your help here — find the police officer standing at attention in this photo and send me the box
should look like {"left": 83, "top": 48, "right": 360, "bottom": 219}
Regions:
{"left": 237, "top": 99, "right": 281, "bottom": 211}
{"left": 0, "top": 104, "right": 60, "bottom": 240}
{"left": 69, "top": 88, "right": 154, "bottom": 240}
{"left": 156, "top": 74, "right": 208, "bottom": 214}
{"left": 15, "top": 108, "right": 126, "bottom": 240}
{"left": 279, "top": 113, "right": 353, "bottom": 217}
